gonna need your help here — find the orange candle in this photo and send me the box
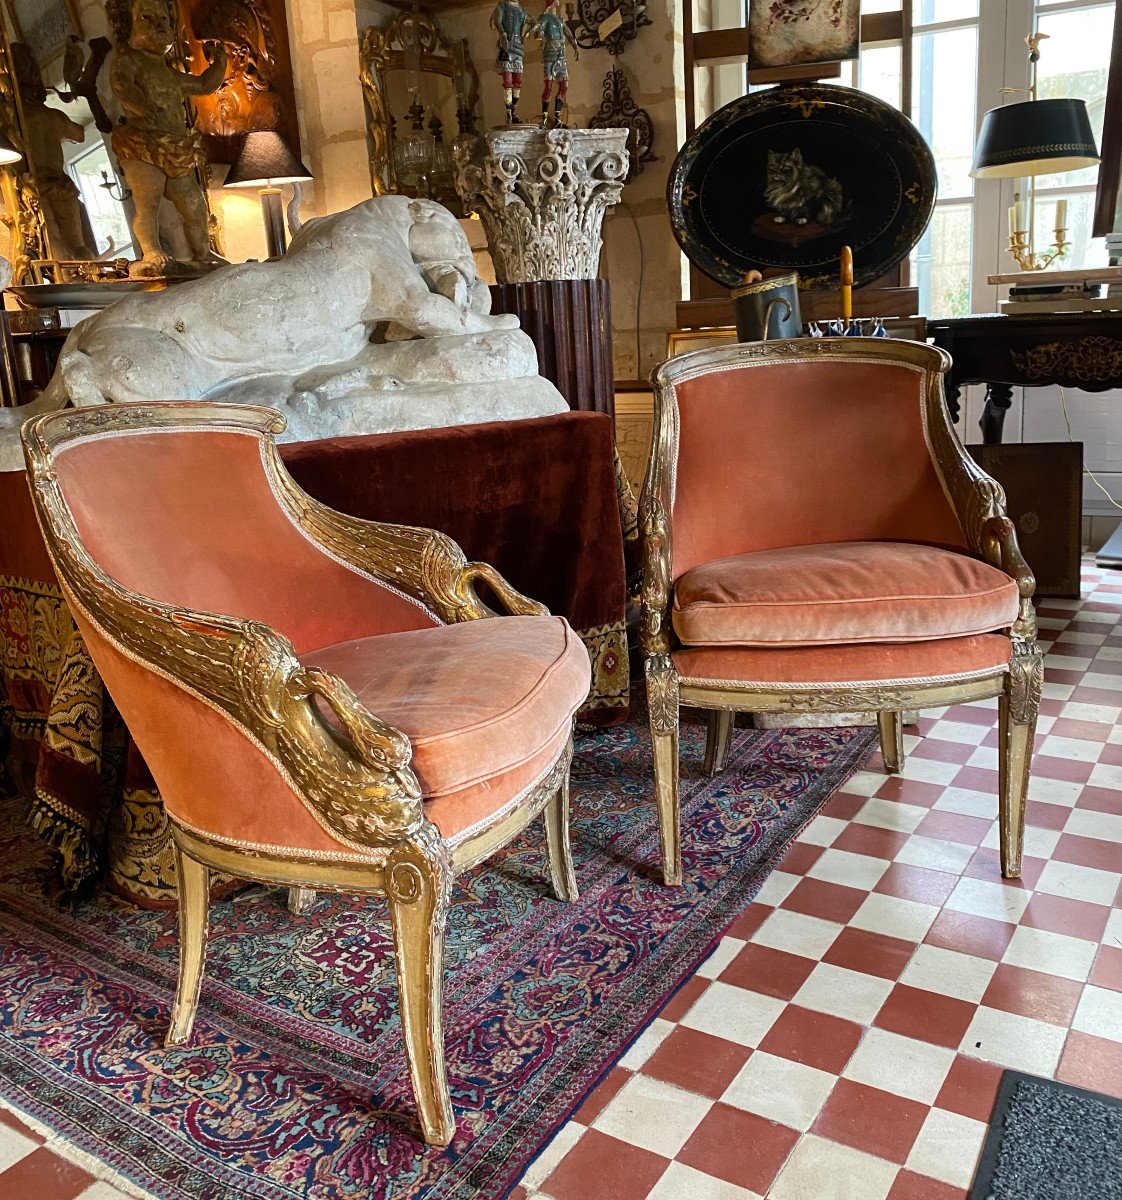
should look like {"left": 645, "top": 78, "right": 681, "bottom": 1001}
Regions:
{"left": 840, "top": 245, "right": 853, "bottom": 326}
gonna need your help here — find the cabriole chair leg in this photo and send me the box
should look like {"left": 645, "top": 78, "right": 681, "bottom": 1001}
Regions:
{"left": 703, "top": 709, "right": 734, "bottom": 777}
{"left": 998, "top": 644, "right": 1041, "bottom": 878}
{"left": 167, "top": 842, "right": 210, "bottom": 1047}
{"left": 877, "top": 711, "right": 904, "bottom": 774}
{"left": 387, "top": 846, "right": 455, "bottom": 1147}
{"left": 545, "top": 777, "right": 579, "bottom": 902}
{"left": 287, "top": 887, "right": 316, "bottom": 914}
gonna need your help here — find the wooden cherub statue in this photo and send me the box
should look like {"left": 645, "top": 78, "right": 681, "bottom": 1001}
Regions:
{"left": 491, "top": 0, "right": 529, "bottom": 124}
{"left": 534, "top": 0, "right": 578, "bottom": 127}
{"left": 109, "top": 0, "right": 227, "bottom": 277}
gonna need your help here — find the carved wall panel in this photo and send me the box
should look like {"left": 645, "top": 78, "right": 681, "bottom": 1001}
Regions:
{"left": 177, "top": 0, "right": 301, "bottom": 164}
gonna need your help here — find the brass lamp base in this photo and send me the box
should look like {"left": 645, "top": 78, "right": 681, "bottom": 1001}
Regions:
{"left": 259, "top": 186, "right": 287, "bottom": 259}
{"left": 1007, "top": 227, "right": 1068, "bottom": 271}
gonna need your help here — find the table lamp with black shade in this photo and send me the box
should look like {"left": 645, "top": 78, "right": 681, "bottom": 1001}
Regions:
{"left": 223, "top": 131, "right": 313, "bottom": 259}
{"left": 971, "top": 33, "right": 1099, "bottom": 271}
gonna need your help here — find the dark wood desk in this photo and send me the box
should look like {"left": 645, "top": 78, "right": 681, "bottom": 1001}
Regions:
{"left": 927, "top": 311, "right": 1122, "bottom": 443}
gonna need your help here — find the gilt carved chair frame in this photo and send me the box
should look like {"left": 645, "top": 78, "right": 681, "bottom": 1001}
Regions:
{"left": 22, "top": 401, "right": 579, "bottom": 1147}
{"left": 640, "top": 338, "right": 1043, "bottom": 887}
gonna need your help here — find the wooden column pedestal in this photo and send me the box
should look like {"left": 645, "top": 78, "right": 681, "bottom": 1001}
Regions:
{"left": 490, "top": 280, "right": 615, "bottom": 417}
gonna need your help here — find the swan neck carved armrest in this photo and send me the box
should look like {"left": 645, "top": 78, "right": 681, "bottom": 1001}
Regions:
{"left": 274, "top": 462, "right": 547, "bottom": 622}
{"left": 34, "top": 474, "right": 427, "bottom": 851}
{"left": 924, "top": 374, "right": 1037, "bottom": 638}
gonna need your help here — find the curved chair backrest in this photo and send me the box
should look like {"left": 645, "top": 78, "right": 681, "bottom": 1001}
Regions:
{"left": 30, "top": 404, "right": 435, "bottom": 653}
{"left": 21, "top": 403, "right": 430, "bottom": 856}
{"left": 647, "top": 339, "right": 970, "bottom": 580}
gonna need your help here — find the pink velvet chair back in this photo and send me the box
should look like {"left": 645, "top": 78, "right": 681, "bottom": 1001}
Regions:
{"left": 50, "top": 416, "right": 436, "bottom": 654}
{"left": 21, "top": 404, "right": 437, "bottom": 855}
{"left": 652, "top": 343, "right": 969, "bottom": 580}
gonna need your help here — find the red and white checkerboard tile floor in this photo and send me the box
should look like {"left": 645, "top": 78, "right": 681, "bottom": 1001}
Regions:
{"left": 1, "top": 564, "right": 1120, "bottom": 1200}
{"left": 512, "top": 561, "right": 1122, "bottom": 1200}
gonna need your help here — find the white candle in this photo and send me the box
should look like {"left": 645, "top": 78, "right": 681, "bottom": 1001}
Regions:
{"left": 1008, "top": 204, "right": 1016, "bottom": 237}
{"left": 1055, "top": 198, "right": 1068, "bottom": 231}
{"left": 1013, "top": 199, "right": 1025, "bottom": 233}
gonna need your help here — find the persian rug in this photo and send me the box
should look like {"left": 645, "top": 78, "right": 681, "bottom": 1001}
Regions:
{"left": 0, "top": 711, "right": 873, "bottom": 1200}
{"left": 968, "top": 1070, "right": 1122, "bottom": 1200}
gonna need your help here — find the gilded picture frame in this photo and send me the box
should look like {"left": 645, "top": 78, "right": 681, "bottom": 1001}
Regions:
{"left": 747, "top": 0, "right": 860, "bottom": 71}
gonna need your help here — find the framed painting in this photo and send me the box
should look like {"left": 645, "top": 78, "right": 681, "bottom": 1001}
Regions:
{"left": 2, "top": 0, "right": 80, "bottom": 66}
{"left": 748, "top": 0, "right": 860, "bottom": 71}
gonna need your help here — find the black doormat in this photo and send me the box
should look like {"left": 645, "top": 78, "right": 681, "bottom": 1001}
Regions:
{"left": 969, "top": 1069, "right": 1122, "bottom": 1200}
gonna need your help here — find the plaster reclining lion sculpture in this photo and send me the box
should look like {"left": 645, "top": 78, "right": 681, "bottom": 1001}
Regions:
{"left": 0, "top": 196, "right": 564, "bottom": 468}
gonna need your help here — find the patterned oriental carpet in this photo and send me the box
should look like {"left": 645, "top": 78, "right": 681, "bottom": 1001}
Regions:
{"left": 0, "top": 710, "right": 873, "bottom": 1200}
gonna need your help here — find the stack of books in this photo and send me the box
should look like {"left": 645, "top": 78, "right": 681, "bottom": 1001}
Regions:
{"left": 987, "top": 266, "right": 1122, "bottom": 314}
{"left": 1107, "top": 234, "right": 1122, "bottom": 298}
{"left": 1004, "top": 281, "right": 1102, "bottom": 312}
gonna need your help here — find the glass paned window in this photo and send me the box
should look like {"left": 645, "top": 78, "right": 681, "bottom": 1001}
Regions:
{"left": 912, "top": 26, "right": 978, "bottom": 197}
{"left": 857, "top": 43, "right": 902, "bottom": 109}
{"left": 912, "top": 203, "right": 973, "bottom": 316}
{"left": 68, "top": 141, "right": 134, "bottom": 257}
{"left": 1033, "top": 4, "right": 1112, "bottom": 190}
{"left": 913, "top": 0, "right": 978, "bottom": 22}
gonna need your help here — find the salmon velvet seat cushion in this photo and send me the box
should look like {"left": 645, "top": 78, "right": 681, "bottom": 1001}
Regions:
{"left": 672, "top": 541, "right": 1021, "bottom": 649}
{"left": 302, "top": 615, "right": 591, "bottom": 842}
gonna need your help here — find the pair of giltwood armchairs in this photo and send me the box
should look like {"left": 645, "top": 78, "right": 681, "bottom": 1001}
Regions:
{"left": 22, "top": 339, "right": 1040, "bottom": 1147}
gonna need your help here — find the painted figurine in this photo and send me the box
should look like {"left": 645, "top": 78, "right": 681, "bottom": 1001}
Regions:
{"left": 534, "top": 0, "right": 578, "bottom": 127}
{"left": 109, "top": 0, "right": 227, "bottom": 277}
{"left": 491, "top": 0, "right": 529, "bottom": 124}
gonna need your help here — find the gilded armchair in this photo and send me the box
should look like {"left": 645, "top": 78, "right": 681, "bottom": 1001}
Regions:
{"left": 22, "top": 402, "right": 591, "bottom": 1146}
{"left": 641, "top": 339, "right": 1041, "bottom": 886}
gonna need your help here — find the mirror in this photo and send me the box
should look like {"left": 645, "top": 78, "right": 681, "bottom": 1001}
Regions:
{"left": 359, "top": 9, "right": 482, "bottom": 217}
{"left": 0, "top": 2, "right": 137, "bottom": 283}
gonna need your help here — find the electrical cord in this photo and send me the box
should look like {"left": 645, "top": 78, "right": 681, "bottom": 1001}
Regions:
{"left": 1058, "top": 384, "right": 1122, "bottom": 512}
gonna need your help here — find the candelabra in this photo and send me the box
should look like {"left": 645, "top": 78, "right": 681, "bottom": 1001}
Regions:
{"left": 1007, "top": 192, "right": 1068, "bottom": 271}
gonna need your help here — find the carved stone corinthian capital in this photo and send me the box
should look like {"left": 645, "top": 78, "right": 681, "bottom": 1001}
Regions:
{"left": 453, "top": 126, "right": 629, "bottom": 283}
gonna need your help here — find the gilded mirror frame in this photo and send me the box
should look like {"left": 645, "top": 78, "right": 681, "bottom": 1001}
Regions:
{"left": 0, "top": 27, "right": 47, "bottom": 283}
{"left": 358, "top": 10, "right": 480, "bottom": 203}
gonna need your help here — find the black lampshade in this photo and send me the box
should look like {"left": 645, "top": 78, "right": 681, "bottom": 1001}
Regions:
{"left": 224, "top": 131, "right": 312, "bottom": 187}
{"left": 971, "top": 97, "right": 1099, "bottom": 179}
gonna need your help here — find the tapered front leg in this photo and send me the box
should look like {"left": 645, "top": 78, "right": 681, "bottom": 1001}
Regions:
{"left": 167, "top": 842, "right": 210, "bottom": 1047}
{"left": 387, "top": 839, "right": 455, "bottom": 1146}
{"left": 545, "top": 772, "right": 579, "bottom": 902}
{"left": 877, "top": 711, "right": 904, "bottom": 774}
{"left": 647, "top": 656, "right": 682, "bottom": 886}
{"left": 999, "top": 641, "right": 1042, "bottom": 878}
{"left": 703, "top": 709, "right": 734, "bottom": 776}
